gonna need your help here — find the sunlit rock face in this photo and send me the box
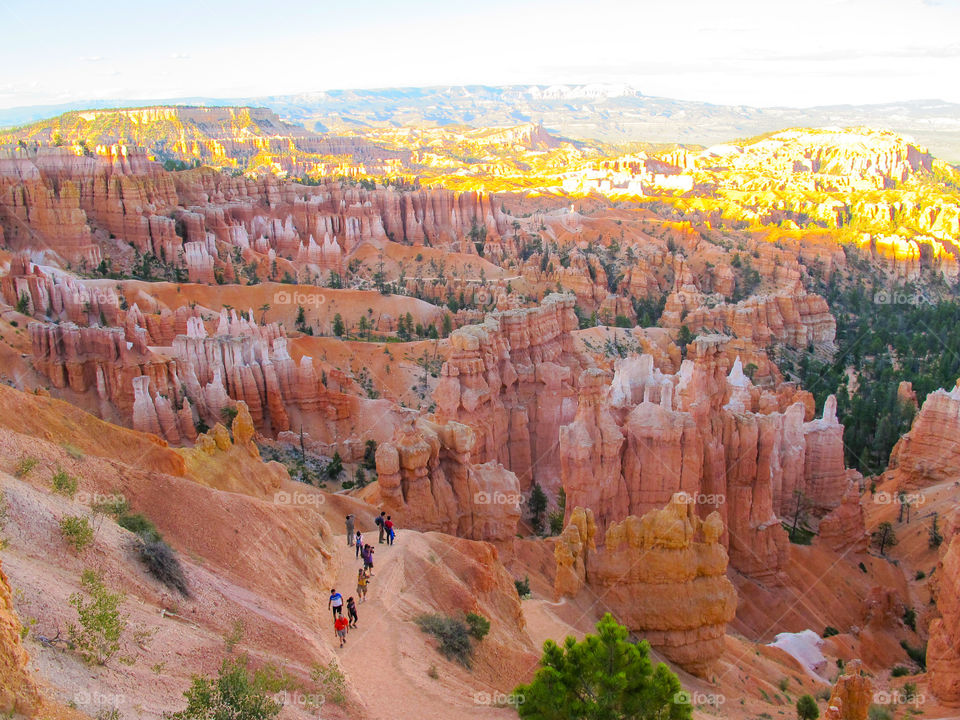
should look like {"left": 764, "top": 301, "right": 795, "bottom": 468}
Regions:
{"left": 555, "top": 497, "right": 737, "bottom": 676}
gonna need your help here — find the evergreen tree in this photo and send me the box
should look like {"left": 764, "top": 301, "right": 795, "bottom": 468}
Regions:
{"left": 514, "top": 613, "right": 690, "bottom": 720}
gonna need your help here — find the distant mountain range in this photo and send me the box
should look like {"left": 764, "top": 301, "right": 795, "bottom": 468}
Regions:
{"left": 3, "top": 84, "right": 960, "bottom": 160}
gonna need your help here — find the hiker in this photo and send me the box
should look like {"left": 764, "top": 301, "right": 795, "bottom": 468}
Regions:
{"left": 376, "top": 511, "right": 386, "bottom": 543}
{"left": 346, "top": 514, "right": 355, "bottom": 546}
{"left": 385, "top": 515, "right": 395, "bottom": 545}
{"left": 328, "top": 588, "right": 344, "bottom": 621}
{"left": 355, "top": 530, "right": 363, "bottom": 557}
{"left": 346, "top": 596, "right": 358, "bottom": 628}
{"left": 363, "top": 544, "right": 375, "bottom": 575}
{"left": 335, "top": 614, "right": 349, "bottom": 647}
{"left": 357, "top": 567, "right": 369, "bottom": 602}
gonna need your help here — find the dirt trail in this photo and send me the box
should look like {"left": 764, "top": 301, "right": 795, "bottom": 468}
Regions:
{"left": 327, "top": 536, "right": 514, "bottom": 720}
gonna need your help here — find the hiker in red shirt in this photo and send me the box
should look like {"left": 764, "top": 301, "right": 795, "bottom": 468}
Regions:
{"left": 385, "top": 516, "right": 395, "bottom": 545}
{"left": 335, "top": 615, "right": 349, "bottom": 647}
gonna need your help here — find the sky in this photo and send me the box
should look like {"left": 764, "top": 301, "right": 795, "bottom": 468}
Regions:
{"left": 1, "top": 0, "right": 959, "bottom": 110}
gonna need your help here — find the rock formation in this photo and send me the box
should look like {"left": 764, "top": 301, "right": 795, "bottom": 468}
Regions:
{"left": 555, "top": 495, "right": 737, "bottom": 676}
{"left": 929, "top": 509, "right": 960, "bottom": 705}
{"left": 0, "top": 557, "right": 40, "bottom": 716}
{"left": 375, "top": 416, "right": 522, "bottom": 541}
{"left": 888, "top": 383, "right": 960, "bottom": 490}
{"left": 823, "top": 660, "right": 873, "bottom": 720}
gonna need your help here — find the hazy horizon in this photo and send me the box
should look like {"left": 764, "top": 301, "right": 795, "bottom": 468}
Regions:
{"left": 3, "top": 0, "right": 959, "bottom": 111}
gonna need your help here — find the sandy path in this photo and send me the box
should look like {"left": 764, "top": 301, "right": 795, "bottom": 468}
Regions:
{"left": 326, "top": 537, "right": 513, "bottom": 720}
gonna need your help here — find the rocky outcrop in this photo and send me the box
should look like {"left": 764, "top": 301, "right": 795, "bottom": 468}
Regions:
{"left": 929, "top": 509, "right": 960, "bottom": 705}
{"left": 823, "top": 660, "right": 872, "bottom": 720}
{"left": 375, "top": 416, "right": 521, "bottom": 541}
{"left": 888, "top": 383, "right": 960, "bottom": 490}
{"left": 556, "top": 495, "right": 737, "bottom": 676}
{"left": 433, "top": 293, "right": 582, "bottom": 494}
{"left": 0, "top": 557, "right": 40, "bottom": 716}
{"left": 816, "top": 481, "right": 868, "bottom": 554}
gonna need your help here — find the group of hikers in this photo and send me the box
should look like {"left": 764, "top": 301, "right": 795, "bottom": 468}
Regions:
{"left": 328, "top": 511, "right": 398, "bottom": 647}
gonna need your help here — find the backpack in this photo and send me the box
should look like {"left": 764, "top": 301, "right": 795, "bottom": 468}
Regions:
{"left": 375, "top": 516, "right": 383, "bottom": 527}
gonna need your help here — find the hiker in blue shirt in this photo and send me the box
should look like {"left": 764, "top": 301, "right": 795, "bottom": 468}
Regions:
{"left": 328, "top": 588, "right": 344, "bottom": 622}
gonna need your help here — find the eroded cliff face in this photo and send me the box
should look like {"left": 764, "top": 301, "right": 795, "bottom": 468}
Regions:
{"left": 0, "top": 556, "right": 41, "bottom": 716}
{"left": 554, "top": 497, "right": 737, "bottom": 676}
{"left": 558, "top": 339, "right": 862, "bottom": 581}
{"left": 375, "top": 416, "right": 521, "bottom": 541}
{"left": 431, "top": 293, "right": 583, "bottom": 495}
{"left": 928, "top": 509, "right": 960, "bottom": 705}
{"left": 887, "top": 384, "right": 960, "bottom": 490}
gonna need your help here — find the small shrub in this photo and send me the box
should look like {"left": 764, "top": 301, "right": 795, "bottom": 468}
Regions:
{"left": 891, "top": 665, "right": 911, "bottom": 677}
{"left": 779, "top": 677, "right": 790, "bottom": 692}
{"left": 465, "top": 612, "right": 490, "bottom": 640}
{"left": 796, "top": 693, "right": 819, "bottom": 720}
{"left": 815, "top": 688, "right": 831, "bottom": 701}
{"left": 310, "top": 660, "right": 346, "bottom": 705}
{"left": 51, "top": 469, "right": 78, "bottom": 497}
{"left": 823, "top": 626, "right": 840, "bottom": 638}
{"left": 92, "top": 495, "right": 129, "bottom": 518}
{"left": 900, "top": 640, "right": 926, "bottom": 670}
{"left": 118, "top": 513, "right": 161, "bottom": 542}
{"left": 138, "top": 539, "right": 189, "bottom": 596}
{"left": 415, "top": 613, "right": 474, "bottom": 667}
{"left": 858, "top": 562, "right": 868, "bottom": 573}
{"left": 14, "top": 457, "right": 38, "bottom": 478}
{"left": 62, "top": 443, "right": 85, "bottom": 460}
{"left": 514, "top": 575, "right": 531, "bottom": 598}
{"left": 60, "top": 515, "right": 94, "bottom": 552}
{"left": 170, "top": 654, "right": 282, "bottom": 720}
{"left": 68, "top": 569, "right": 127, "bottom": 665}
{"left": 900, "top": 682, "right": 918, "bottom": 701}
{"left": 224, "top": 619, "right": 245, "bottom": 652}
{"left": 915, "top": 570, "right": 926, "bottom": 580}
{"left": 427, "top": 664, "right": 439, "bottom": 679}
{"left": 903, "top": 607, "right": 917, "bottom": 632}
{"left": 868, "top": 706, "right": 892, "bottom": 720}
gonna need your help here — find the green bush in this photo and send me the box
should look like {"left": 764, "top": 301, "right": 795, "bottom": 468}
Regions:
{"left": 868, "top": 706, "right": 892, "bottom": 720}
{"left": 514, "top": 575, "right": 531, "bottom": 598}
{"left": 51, "top": 469, "right": 78, "bottom": 497}
{"left": 465, "top": 612, "right": 490, "bottom": 641}
{"left": 890, "top": 665, "right": 911, "bottom": 677}
{"left": 59, "top": 515, "right": 94, "bottom": 552}
{"left": 415, "top": 613, "right": 474, "bottom": 667}
{"left": 823, "top": 626, "right": 839, "bottom": 638}
{"left": 92, "top": 494, "right": 129, "bottom": 518}
{"left": 902, "top": 607, "right": 917, "bottom": 632}
{"left": 796, "top": 693, "right": 819, "bottom": 720}
{"left": 14, "top": 457, "right": 38, "bottom": 478}
{"left": 310, "top": 660, "right": 346, "bottom": 705}
{"left": 68, "top": 569, "right": 127, "bottom": 665}
{"left": 118, "top": 513, "right": 162, "bottom": 542}
{"left": 900, "top": 640, "right": 926, "bottom": 670}
{"left": 138, "top": 539, "right": 189, "bottom": 596}
{"left": 170, "top": 655, "right": 282, "bottom": 720}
